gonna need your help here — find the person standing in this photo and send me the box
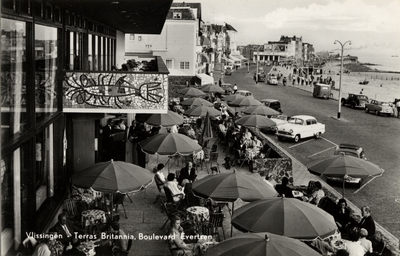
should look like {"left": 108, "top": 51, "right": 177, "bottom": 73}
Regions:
{"left": 218, "top": 78, "right": 222, "bottom": 86}
{"left": 233, "top": 84, "right": 238, "bottom": 93}
{"left": 396, "top": 100, "right": 400, "bottom": 118}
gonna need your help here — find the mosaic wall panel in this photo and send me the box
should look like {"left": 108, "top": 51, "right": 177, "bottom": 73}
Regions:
{"left": 63, "top": 72, "right": 168, "bottom": 113}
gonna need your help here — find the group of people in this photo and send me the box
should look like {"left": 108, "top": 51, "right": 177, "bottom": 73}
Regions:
{"left": 31, "top": 213, "right": 129, "bottom": 256}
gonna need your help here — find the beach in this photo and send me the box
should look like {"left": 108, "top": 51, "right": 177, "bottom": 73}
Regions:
{"left": 276, "top": 62, "right": 400, "bottom": 102}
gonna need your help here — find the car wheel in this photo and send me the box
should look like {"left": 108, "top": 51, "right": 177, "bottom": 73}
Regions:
{"left": 323, "top": 95, "right": 328, "bottom": 99}
{"left": 329, "top": 93, "right": 333, "bottom": 99}
{"left": 364, "top": 107, "right": 369, "bottom": 113}
{"left": 315, "top": 132, "right": 321, "bottom": 139}
{"left": 294, "top": 135, "right": 300, "bottom": 143}
{"left": 375, "top": 110, "right": 379, "bottom": 116}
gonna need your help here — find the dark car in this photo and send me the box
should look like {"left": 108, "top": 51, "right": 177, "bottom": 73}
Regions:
{"left": 260, "top": 99, "right": 282, "bottom": 113}
{"left": 341, "top": 93, "right": 369, "bottom": 109}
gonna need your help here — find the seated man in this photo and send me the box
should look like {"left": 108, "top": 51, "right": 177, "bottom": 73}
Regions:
{"left": 275, "top": 177, "right": 294, "bottom": 198}
{"left": 110, "top": 221, "right": 129, "bottom": 254}
{"left": 50, "top": 213, "right": 83, "bottom": 247}
{"left": 164, "top": 173, "right": 185, "bottom": 203}
{"left": 178, "top": 162, "right": 196, "bottom": 185}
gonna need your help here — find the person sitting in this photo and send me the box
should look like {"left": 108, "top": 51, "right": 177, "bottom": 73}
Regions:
{"left": 218, "top": 121, "right": 227, "bottom": 135}
{"left": 252, "top": 136, "right": 263, "bottom": 153}
{"left": 32, "top": 237, "right": 53, "bottom": 256}
{"left": 358, "top": 206, "right": 376, "bottom": 240}
{"left": 334, "top": 198, "right": 351, "bottom": 234}
{"left": 178, "top": 162, "right": 196, "bottom": 185}
{"left": 358, "top": 228, "right": 373, "bottom": 255}
{"left": 153, "top": 163, "right": 166, "bottom": 187}
{"left": 50, "top": 213, "right": 82, "bottom": 247}
{"left": 110, "top": 221, "right": 129, "bottom": 255}
{"left": 168, "top": 216, "right": 200, "bottom": 256}
{"left": 306, "top": 181, "right": 325, "bottom": 205}
{"left": 275, "top": 177, "right": 294, "bottom": 198}
{"left": 63, "top": 238, "right": 86, "bottom": 256}
{"left": 308, "top": 237, "right": 335, "bottom": 256}
{"left": 164, "top": 173, "right": 185, "bottom": 203}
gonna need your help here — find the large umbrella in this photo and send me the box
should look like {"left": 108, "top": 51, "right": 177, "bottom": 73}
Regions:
{"left": 139, "top": 132, "right": 202, "bottom": 156}
{"left": 235, "top": 115, "right": 276, "bottom": 128}
{"left": 229, "top": 96, "right": 262, "bottom": 107}
{"left": 135, "top": 110, "right": 183, "bottom": 127}
{"left": 178, "top": 87, "right": 206, "bottom": 97}
{"left": 201, "top": 112, "right": 213, "bottom": 142}
{"left": 192, "top": 170, "right": 278, "bottom": 236}
{"left": 243, "top": 105, "right": 280, "bottom": 116}
{"left": 201, "top": 84, "right": 225, "bottom": 94}
{"left": 307, "top": 155, "right": 384, "bottom": 197}
{"left": 180, "top": 97, "right": 213, "bottom": 108}
{"left": 183, "top": 105, "right": 221, "bottom": 117}
{"left": 72, "top": 160, "right": 154, "bottom": 193}
{"left": 205, "top": 232, "right": 322, "bottom": 256}
{"left": 222, "top": 94, "right": 244, "bottom": 103}
{"left": 231, "top": 197, "right": 337, "bottom": 240}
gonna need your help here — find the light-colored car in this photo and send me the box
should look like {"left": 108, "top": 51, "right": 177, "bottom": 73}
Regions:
{"left": 364, "top": 99, "right": 394, "bottom": 116}
{"left": 261, "top": 115, "right": 288, "bottom": 133}
{"left": 235, "top": 90, "right": 253, "bottom": 97}
{"left": 267, "top": 74, "right": 278, "bottom": 85}
{"left": 276, "top": 115, "right": 325, "bottom": 143}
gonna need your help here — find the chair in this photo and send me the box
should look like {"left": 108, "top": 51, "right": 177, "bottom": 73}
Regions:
{"left": 208, "top": 152, "right": 220, "bottom": 175}
{"left": 22, "top": 237, "right": 37, "bottom": 255}
{"left": 113, "top": 193, "right": 127, "bottom": 219}
{"left": 201, "top": 212, "right": 225, "bottom": 241}
{"left": 371, "top": 240, "right": 386, "bottom": 256}
{"left": 160, "top": 202, "right": 186, "bottom": 230}
{"left": 112, "top": 238, "right": 133, "bottom": 256}
{"left": 163, "top": 186, "right": 183, "bottom": 209}
{"left": 153, "top": 174, "right": 166, "bottom": 204}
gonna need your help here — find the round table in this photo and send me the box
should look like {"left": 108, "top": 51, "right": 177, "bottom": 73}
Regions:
{"left": 186, "top": 206, "right": 210, "bottom": 234}
{"left": 77, "top": 240, "right": 98, "bottom": 256}
{"left": 82, "top": 209, "right": 107, "bottom": 227}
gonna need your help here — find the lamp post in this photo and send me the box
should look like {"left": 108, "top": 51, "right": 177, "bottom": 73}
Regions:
{"left": 334, "top": 40, "right": 351, "bottom": 119}
{"left": 255, "top": 45, "right": 262, "bottom": 83}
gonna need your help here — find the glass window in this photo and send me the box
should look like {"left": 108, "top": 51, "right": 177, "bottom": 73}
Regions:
{"left": 180, "top": 62, "right": 189, "bottom": 69}
{"left": 35, "top": 24, "right": 58, "bottom": 120}
{"left": 130, "top": 34, "right": 135, "bottom": 40}
{"left": 173, "top": 12, "right": 182, "bottom": 19}
{"left": 94, "top": 35, "right": 98, "bottom": 70}
{"left": 88, "top": 35, "right": 93, "bottom": 70}
{"left": 1, "top": 18, "right": 27, "bottom": 144}
{"left": 166, "top": 60, "right": 172, "bottom": 69}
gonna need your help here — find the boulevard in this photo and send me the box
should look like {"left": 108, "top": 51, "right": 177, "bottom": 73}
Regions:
{"left": 222, "top": 65, "right": 400, "bottom": 239}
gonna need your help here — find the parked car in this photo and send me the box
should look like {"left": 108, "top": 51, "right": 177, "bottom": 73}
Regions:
{"left": 267, "top": 74, "right": 278, "bottom": 85}
{"left": 364, "top": 99, "right": 394, "bottom": 116}
{"left": 253, "top": 72, "right": 266, "bottom": 82}
{"left": 313, "top": 83, "right": 333, "bottom": 99}
{"left": 260, "top": 114, "right": 288, "bottom": 134}
{"left": 334, "top": 143, "right": 367, "bottom": 160}
{"left": 235, "top": 90, "right": 253, "bottom": 97}
{"left": 341, "top": 93, "right": 369, "bottom": 109}
{"left": 260, "top": 99, "right": 282, "bottom": 113}
{"left": 225, "top": 66, "right": 232, "bottom": 76}
{"left": 276, "top": 115, "right": 325, "bottom": 143}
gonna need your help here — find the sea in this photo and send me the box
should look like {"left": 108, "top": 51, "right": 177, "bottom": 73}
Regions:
{"left": 347, "top": 49, "right": 400, "bottom": 73}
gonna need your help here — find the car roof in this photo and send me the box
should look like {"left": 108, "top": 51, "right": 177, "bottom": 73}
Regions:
{"left": 236, "top": 90, "right": 251, "bottom": 93}
{"left": 290, "top": 115, "right": 316, "bottom": 120}
{"left": 260, "top": 99, "right": 279, "bottom": 103}
{"left": 338, "top": 143, "right": 362, "bottom": 150}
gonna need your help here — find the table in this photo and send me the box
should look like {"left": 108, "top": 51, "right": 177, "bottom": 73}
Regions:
{"left": 331, "top": 238, "right": 347, "bottom": 251}
{"left": 48, "top": 240, "right": 64, "bottom": 256}
{"left": 77, "top": 240, "right": 98, "bottom": 256}
{"left": 292, "top": 190, "right": 304, "bottom": 198}
{"left": 82, "top": 209, "right": 107, "bottom": 227}
{"left": 186, "top": 206, "right": 210, "bottom": 234}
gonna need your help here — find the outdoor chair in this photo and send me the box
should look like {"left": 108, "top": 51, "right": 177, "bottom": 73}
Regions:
{"left": 233, "top": 148, "right": 246, "bottom": 166}
{"left": 208, "top": 152, "right": 220, "bottom": 175}
{"left": 160, "top": 202, "right": 186, "bottom": 230}
{"left": 163, "top": 186, "right": 184, "bottom": 210}
{"left": 113, "top": 193, "right": 127, "bottom": 219}
{"left": 201, "top": 212, "right": 225, "bottom": 241}
{"left": 112, "top": 238, "right": 133, "bottom": 256}
{"left": 153, "top": 174, "right": 165, "bottom": 204}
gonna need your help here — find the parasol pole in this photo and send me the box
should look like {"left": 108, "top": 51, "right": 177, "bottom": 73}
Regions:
{"left": 231, "top": 202, "right": 235, "bottom": 237}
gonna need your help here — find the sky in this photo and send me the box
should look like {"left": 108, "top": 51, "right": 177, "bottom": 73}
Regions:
{"left": 176, "top": 0, "right": 400, "bottom": 60}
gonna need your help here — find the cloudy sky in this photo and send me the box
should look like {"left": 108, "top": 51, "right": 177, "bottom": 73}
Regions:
{"left": 177, "top": 0, "right": 400, "bottom": 57}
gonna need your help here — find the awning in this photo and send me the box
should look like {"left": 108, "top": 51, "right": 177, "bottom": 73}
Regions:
{"left": 221, "top": 56, "right": 235, "bottom": 63}
{"left": 229, "top": 55, "right": 241, "bottom": 62}
{"left": 195, "top": 73, "right": 214, "bottom": 86}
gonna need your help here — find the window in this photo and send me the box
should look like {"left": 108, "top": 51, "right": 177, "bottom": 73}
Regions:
{"left": 166, "top": 60, "right": 172, "bottom": 69}
{"left": 129, "top": 34, "right": 135, "bottom": 40}
{"left": 180, "top": 62, "right": 189, "bottom": 69}
{"left": 138, "top": 36, "right": 142, "bottom": 41}
{"left": 173, "top": 12, "right": 182, "bottom": 19}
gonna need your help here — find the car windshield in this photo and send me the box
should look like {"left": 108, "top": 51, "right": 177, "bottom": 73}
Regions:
{"left": 288, "top": 118, "right": 303, "bottom": 125}
{"left": 357, "top": 95, "right": 368, "bottom": 100}
{"left": 379, "top": 101, "right": 389, "bottom": 106}
{"left": 271, "top": 115, "right": 287, "bottom": 120}
{"left": 335, "top": 151, "right": 359, "bottom": 158}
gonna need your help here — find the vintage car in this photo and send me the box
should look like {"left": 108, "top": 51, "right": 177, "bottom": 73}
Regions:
{"left": 313, "top": 83, "right": 332, "bottom": 99}
{"left": 364, "top": 99, "right": 394, "bottom": 116}
{"left": 254, "top": 72, "right": 266, "bottom": 82}
{"left": 260, "top": 115, "right": 288, "bottom": 134}
{"left": 235, "top": 90, "right": 254, "bottom": 98}
{"left": 260, "top": 99, "right": 282, "bottom": 113}
{"left": 334, "top": 143, "right": 367, "bottom": 160}
{"left": 276, "top": 115, "right": 325, "bottom": 143}
{"left": 341, "top": 93, "right": 369, "bottom": 109}
{"left": 220, "top": 83, "right": 234, "bottom": 95}
{"left": 267, "top": 74, "right": 278, "bottom": 85}
{"left": 225, "top": 66, "right": 232, "bottom": 76}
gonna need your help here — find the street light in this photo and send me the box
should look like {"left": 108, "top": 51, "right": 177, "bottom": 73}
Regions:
{"left": 255, "top": 45, "right": 262, "bottom": 83}
{"left": 334, "top": 40, "right": 351, "bottom": 119}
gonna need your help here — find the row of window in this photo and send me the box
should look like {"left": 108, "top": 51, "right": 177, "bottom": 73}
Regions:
{"left": 165, "top": 60, "right": 190, "bottom": 70}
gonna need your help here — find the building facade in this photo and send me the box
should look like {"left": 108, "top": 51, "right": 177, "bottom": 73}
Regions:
{"left": 0, "top": 0, "right": 172, "bottom": 255}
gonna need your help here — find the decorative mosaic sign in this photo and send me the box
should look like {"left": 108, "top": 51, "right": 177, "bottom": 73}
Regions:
{"left": 63, "top": 71, "right": 168, "bottom": 113}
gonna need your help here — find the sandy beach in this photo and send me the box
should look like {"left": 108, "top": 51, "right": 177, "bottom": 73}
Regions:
{"left": 274, "top": 62, "right": 400, "bottom": 102}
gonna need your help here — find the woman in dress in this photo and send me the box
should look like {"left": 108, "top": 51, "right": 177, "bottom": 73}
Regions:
{"left": 168, "top": 216, "right": 199, "bottom": 256}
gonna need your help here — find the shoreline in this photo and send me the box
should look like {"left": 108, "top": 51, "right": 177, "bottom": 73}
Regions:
{"left": 330, "top": 61, "right": 400, "bottom": 74}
